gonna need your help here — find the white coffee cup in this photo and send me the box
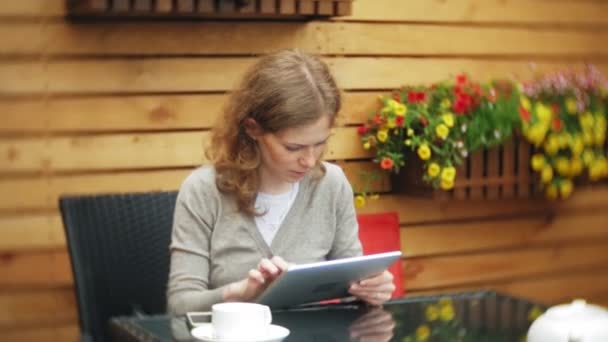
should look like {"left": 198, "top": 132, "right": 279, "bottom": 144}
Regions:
{"left": 211, "top": 302, "right": 272, "bottom": 340}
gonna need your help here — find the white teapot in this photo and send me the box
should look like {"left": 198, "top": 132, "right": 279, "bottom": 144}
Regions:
{"left": 527, "top": 299, "right": 608, "bottom": 342}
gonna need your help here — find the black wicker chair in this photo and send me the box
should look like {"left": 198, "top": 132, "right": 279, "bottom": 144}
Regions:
{"left": 59, "top": 191, "right": 178, "bottom": 342}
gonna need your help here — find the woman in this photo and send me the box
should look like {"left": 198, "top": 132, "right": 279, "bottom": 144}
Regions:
{"left": 167, "top": 49, "right": 394, "bottom": 314}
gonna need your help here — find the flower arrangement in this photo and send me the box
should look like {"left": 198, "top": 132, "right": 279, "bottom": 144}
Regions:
{"left": 355, "top": 67, "right": 608, "bottom": 204}
{"left": 519, "top": 66, "right": 608, "bottom": 199}
{"left": 357, "top": 74, "right": 520, "bottom": 192}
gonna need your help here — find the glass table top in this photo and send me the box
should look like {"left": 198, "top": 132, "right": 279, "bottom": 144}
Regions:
{"left": 110, "top": 290, "right": 547, "bottom": 342}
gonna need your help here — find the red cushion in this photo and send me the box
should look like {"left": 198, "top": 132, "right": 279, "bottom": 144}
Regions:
{"left": 357, "top": 212, "right": 404, "bottom": 298}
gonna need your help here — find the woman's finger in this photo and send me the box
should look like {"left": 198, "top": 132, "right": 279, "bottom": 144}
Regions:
{"left": 358, "top": 271, "right": 394, "bottom": 287}
{"left": 248, "top": 269, "right": 266, "bottom": 284}
{"left": 257, "top": 258, "right": 279, "bottom": 276}
{"left": 270, "top": 256, "right": 290, "bottom": 272}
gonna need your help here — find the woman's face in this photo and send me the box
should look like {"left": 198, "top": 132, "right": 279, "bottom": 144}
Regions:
{"left": 256, "top": 115, "right": 332, "bottom": 186}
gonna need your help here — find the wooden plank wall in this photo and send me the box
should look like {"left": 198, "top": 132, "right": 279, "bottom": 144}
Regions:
{"left": 1, "top": 0, "right": 608, "bottom": 340}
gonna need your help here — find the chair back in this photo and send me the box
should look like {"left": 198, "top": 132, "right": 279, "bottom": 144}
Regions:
{"left": 357, "top": 212, "right": 404, "bottom": 298}
{"left": 59, "top": 191, "right": 178, "bottom": 341}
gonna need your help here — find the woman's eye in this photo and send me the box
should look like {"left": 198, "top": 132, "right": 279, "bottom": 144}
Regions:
{"left": 285, "top": 146, "right": 301, "bottom": 152}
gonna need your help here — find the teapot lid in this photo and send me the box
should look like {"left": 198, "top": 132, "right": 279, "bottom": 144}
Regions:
{"left": 545, "top": 299, "right": 608, "bottom": 322}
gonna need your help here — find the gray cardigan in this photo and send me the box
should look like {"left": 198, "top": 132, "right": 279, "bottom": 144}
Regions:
{"left": 167, "top": 162, "right": 362, "bottom": 314}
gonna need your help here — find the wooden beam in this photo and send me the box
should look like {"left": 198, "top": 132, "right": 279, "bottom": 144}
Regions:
{"left": 3, "top": 58, "right": 606, "bottom": 95}
{"left": 3, "top": 22, "right": 608, "bottom": 56}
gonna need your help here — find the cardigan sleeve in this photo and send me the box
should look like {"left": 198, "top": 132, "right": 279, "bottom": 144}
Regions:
{"left": 166, "top": 171, "right": 225, "bottom": 314}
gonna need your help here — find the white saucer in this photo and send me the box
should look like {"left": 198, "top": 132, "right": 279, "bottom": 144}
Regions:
{"left": 191, "top": 323, "right": 290, "bottom": 342}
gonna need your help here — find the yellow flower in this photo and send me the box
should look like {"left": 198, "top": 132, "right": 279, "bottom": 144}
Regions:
{"left": 544, "top": 135, "right": 560, "bottom": 155}
{"left": 555, "top": 157, "right": 571, "bottom": 176}
{"left": 404, "top": 139, "right": 412, "bottom": 146}
{"left": 535, "top": 102, "right": 552, "bottom": 123}
{"left": 560, "top": 179, "right": 573, "bottom": 198}
{"left": 583, "top": 150, "right": 595, "bottom": 166}
{"left": 363, "top": 141, "right": 371, "bottom": 150}
{"left": 377, "top": 130, "right": 388, "bottom": 143}
{"left": 440, "top": 178, "right": 454, "bottom": 190}
{"left": 440, "top": 302, "right": 455, "bottom": 321}
{"left": 528, "top": 306, "right": 543, "bottom": 322}
{"left": 441, "top": 98, "right": 451, "bottom": 110}
{"left": 407, "top": 128, "right": 414, "bottom": 137}
{"left": 594, "top": 131, "right": 606, "bottom": 146}
{"left": 570, "top": 159, "right": 583, "bottom": 176}
{"left": 580, "top": 112, "right": 594, "bottom": 128}
{"left": 570, "top": 136, "right": 584, "bottom": 155}
{"left": 442, "top": 113, "right": 455, "bottom": 128}
{"left": 381, "top": 107, "right": 391, "bottom": 115}
{"left": 546, "top": 184, "right": 558, "bottom": 200}
{"left": 438, "top": 297, "right": 453, "bottom": 307}
{"left": 387, "top": 118, "right": 397, "bottom": 129}
{"left": 531, "top": 154, "right": 545, "bottom": 171}
{"left": 388, "top": 99, "right": 400, "bottom": 110}
{"left": 425, "top": 305, "right": 439, "bottom": 321}
{"left": 520, "top": 96, "right": 531, "bottom": 111}
{"left": 565, "top": 97, "right": 578, "bottom": 114}
{"left": 417, "top": 144, "right": 431, "bottom": 160}
{"left": 541, "top": 165, "right": 553, "bottom": 183}
{"left": 441, "top": 166, "right": 457, "bottom": 182}
{"left": 354, "top": 195, "right": 366, "bottom": 208}
{"left": 395, "top": 103, "right": 407, "bottom": 117}
{"left": 435, "top": 123, "right": 450, "bottom": 140}
{"left": 427, "top": 163, "right": 440, "bottom": 177}
{"left": 415, "top": 325, "right": 431, "bottom": 342}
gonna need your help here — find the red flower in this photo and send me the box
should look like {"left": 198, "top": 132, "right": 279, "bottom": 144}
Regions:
{"left": 456, "top": 74, "right": 467, "bottom": 85}
{"left": 396, "top": 116, "right": 404, "bottom": 127}
{"left": 551, "top": 103, "right": 560, "bottom": 115}
{"left": 416, "top": 92, "right": 426, "bottom": 102}
{"left": 453, "top": 85, "right": 463, "bottom": 95}
{"left": 357, "top": 125, "right": 368, "bottom": 135}
{"left": 408, "top": 91, "right": 418, "bottom": 103}
{"left": 380, "top": 157, "right": 394, "bottom": 170}
{"left": 374, "top": 114, "right": 383, "bottom": 124}
{"left": 519, "top": 107, "right": 531, "bottom": 123}
{"left": 552, "top": 117, "right": 563, "bottom": 131}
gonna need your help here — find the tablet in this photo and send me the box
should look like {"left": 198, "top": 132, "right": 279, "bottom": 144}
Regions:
{"left": 255, "top": 251, "right": 402, "bottom": 309}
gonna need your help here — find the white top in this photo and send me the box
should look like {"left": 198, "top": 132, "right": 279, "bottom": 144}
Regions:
{"left": 254, "top": 182, "right": 300, "bottom": 246}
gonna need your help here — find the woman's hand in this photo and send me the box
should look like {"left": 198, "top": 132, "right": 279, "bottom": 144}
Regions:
{"left": 223, "top": 256, "right": 290, "bottom": 302}
{"left": 348, "top": 270, "right": 395, "bottom": 306}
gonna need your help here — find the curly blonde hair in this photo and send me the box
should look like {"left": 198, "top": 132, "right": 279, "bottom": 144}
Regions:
{"left": 206, "top": 49, "right": 341, "bottom": 216}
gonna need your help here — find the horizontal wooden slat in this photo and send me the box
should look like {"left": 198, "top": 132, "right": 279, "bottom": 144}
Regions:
{"left": 3, "top": 21, "right": 608, "bottom": 56}
{"left": 2, "top": 58, "right": 607, "bottom": 95}
{"left": 0, "top": 214, "right": 65, "bottom": 251}
{"left": 0, "top": 160, "right": 386, "bottom": 212}
{"left": 0, "top": 287, "right": 76, "bottom": 328}
{"left": 403, "top": 243, "right": 608, "bottom": 291}
{"left": 0, "top": 249, "right": 72, "bottom": 288}
{"left": 405, "top": 267, "right": 608, "bottom": 307}
{"left": 346, "top": 0, "right": 608, "bottom": 25}
{"left": 0, "top": 323, "right": 79, "bottom": 342}
{"left": 0, "top": 127, "right": 369, "bottom": 172}
{"left": 495, "top": 269, "right": 608, "bottom": 306}
{"left": 402, "top": 210, "right": 608, "bottom": 257}
{"left": 0, "top": 92, "right": 378, "bottom": 133}
{"left": 3, "top": 0, "right": 608, "bottom": 25}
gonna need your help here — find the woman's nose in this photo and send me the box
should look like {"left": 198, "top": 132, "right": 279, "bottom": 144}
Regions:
{"left": 299, "top": 148, "right": 316, "bottom": 167}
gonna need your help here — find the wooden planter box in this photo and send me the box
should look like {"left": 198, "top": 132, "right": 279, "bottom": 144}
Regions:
{"left": 392, "top": 136, "right": 538, "bottom": 200}
{"left": 67, "top": 0, "right": 354, "bottom": 18}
